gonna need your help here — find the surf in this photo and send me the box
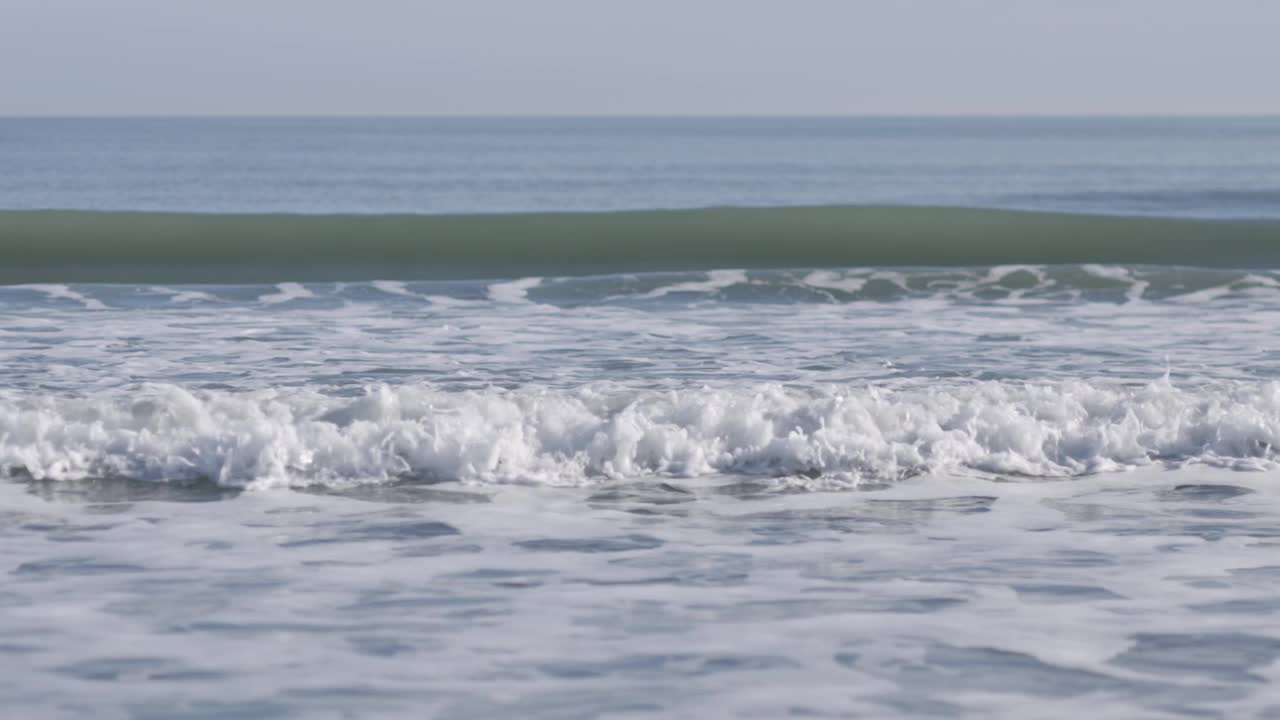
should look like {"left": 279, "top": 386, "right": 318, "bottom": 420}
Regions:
{"left": 5, "top": 379, "right": 1279, "bottom": 488}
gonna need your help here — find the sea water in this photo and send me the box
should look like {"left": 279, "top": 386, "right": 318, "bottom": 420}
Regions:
{"left": 3, "top": 118, "right": 1280, "bottom": 718}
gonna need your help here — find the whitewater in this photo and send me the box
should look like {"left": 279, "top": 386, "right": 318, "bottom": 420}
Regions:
{"left": 5, "top": 117, "right": 1280, "bottom": 719}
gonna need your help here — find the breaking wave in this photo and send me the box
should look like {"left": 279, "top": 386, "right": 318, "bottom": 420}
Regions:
{"left": 2, "top": 206, "right": 1279, "bottom": 284}
{"left": 4, "top": 380, "right": 1280, "bottom": 489}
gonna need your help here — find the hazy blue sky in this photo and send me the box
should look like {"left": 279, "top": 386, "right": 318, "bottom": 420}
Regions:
{"left": 3, "top": 0, "right": 1277, "bottom": 116}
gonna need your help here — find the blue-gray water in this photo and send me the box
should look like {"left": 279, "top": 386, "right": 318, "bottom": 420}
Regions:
{"left": 5, "top": 116, "right": 1280, "bottom": 217}
{"left": 4, "top": 117, "right": 1280, "bottom": 719}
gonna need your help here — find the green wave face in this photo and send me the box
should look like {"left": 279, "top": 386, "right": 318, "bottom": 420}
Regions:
{"left": 2, "top": 206, "right": 1279, "bottom": 284}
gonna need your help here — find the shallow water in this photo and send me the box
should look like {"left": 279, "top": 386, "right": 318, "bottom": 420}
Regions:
{"left": 7, "top": 469, "right": 1280, "bottom": 719}
{"left": 4, "top": 273, "right": 1280, "bottom": 717}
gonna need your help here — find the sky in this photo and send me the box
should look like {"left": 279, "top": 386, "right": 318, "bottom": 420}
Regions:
{"left": 2, "top": 0, "right": 1277, "bottom": 116}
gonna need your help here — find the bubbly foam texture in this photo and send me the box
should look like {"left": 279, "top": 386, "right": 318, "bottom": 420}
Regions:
{"left": 20, "top": 284, "right": 109, "bottom": 310}
{"left": 488, "top": 277, "right": 543, "bottom": 303}
{"left": 638, "top": 269, "right": 748, "bottom": 299}
{"left": 259, "top": 282, "right": 314, "bottom": 305}
{"left": 11, "top": 265, "right": 1280, "bottom": 312}
{"left": 150, "top": 286, "right": 219, "bottom": 303}
{"left": 4, "top": 380, "right": 1278, "bottom": 488}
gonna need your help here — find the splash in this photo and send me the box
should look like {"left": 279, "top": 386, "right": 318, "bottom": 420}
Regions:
{"left": 4, "top": 380, "right": 1279, "bottom": 488}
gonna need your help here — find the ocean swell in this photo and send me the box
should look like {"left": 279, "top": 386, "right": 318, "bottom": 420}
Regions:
{"left": 2, "top": 206, "right": 1279, "bottom": 284}
{"left": 3, "top": 380, "right": 1279, "bottom": 488}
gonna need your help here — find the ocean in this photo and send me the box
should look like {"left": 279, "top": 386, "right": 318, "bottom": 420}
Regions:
{"left": 3, "top": 117, "right": 1280, "bottom": 719}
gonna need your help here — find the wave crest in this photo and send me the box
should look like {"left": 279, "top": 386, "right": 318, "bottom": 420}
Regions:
{"left": 3, "top": 206, "right": 1279, "bottom": 284}
{"left": 4, "top": 381, "right": 1279, "bottom": 488}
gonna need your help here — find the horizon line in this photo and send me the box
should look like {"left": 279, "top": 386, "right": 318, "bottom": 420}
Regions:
{"left": 3, "top": 112, "right": 1280, "bottom": 121}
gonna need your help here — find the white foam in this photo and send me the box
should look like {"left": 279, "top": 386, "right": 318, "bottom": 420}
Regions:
{"left": 259, "top": 282, "right": 315, "bottom": 305}
{"left": 371, "top": 280, "right": 416, "bottom": 298}
{"left": 640, "top": 270, "right": 748, "bottom": 299}
{"left": 802, "top": 270, "right": 868, "bottom": 294}
{"left": 3, "top": 379, "right": 1278, "bottom": 489}
{"left": 984, "top": 265, "right": 1045, "bottom": 283}
{"left": 150, "top": 286, "right": 218, "bottom": 303}
{"left": 20, "top": 284, "right": 108, "bottom": 310}
{"left": 488, "top": 277, "right": 543, "bottom": 303}
{"left": 982, "top": 264, "right": 1050, "bottom": 300}
{"left": 1082, "top": 264, "right": 1148, "bottom": 302}
{"left": 369, "top": 282, "right": 475, "bottom": 306}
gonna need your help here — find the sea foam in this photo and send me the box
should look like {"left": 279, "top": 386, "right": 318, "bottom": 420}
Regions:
{"left": 3, "top": 380, "right": 1278, "bottom": 488}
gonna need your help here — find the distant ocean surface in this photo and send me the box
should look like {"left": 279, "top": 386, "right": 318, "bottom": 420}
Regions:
{"left": 5, "top": 116, "right": 1280, "bottom": 216}
{"left": 4, "top": 117, "right": 1280, "bottom": 719}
